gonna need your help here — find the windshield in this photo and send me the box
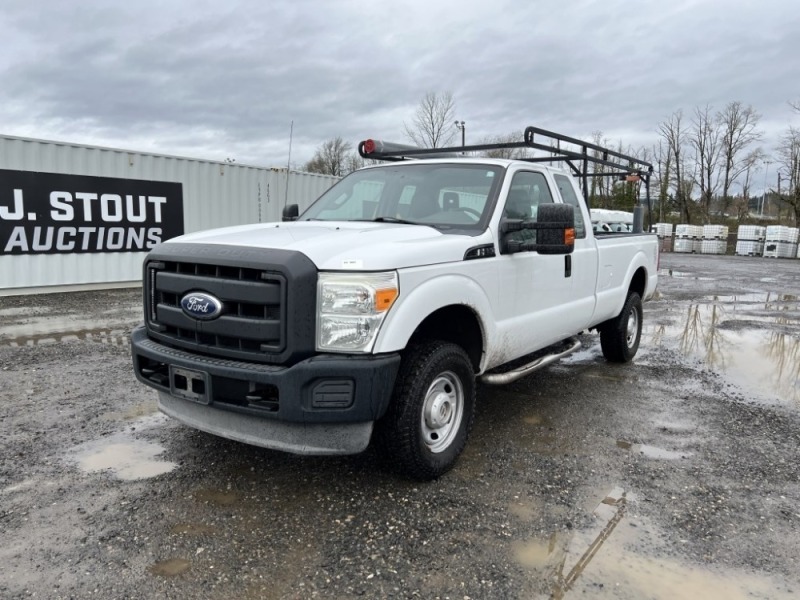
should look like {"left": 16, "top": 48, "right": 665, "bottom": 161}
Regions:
{"left": 300, "top": 163, "right": 504, "bottom": 230}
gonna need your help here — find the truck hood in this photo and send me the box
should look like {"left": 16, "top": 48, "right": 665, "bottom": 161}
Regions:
{"left": 167, "top": 221, "right": 488, "bottom": 270}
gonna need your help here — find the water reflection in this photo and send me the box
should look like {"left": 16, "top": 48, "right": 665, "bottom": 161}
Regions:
{"left": 647, "top": 293, "right": 800, "bottom": 404}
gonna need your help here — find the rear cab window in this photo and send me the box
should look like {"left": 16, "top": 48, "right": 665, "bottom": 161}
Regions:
{"left": 553, "top": 173, "right": 586, "bottom": 239}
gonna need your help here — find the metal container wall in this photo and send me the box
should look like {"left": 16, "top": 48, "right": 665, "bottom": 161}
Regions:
{"left": 0, "top": 135, "right": 338, "bottom": 293}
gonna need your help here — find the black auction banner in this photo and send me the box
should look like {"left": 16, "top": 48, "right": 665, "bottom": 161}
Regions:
{"left": 0, "top": 169, "right": 184, "bottom": 255}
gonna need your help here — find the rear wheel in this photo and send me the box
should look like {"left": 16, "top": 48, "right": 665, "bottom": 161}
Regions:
{"left": 600, "top": 291, "right": 642, "bottom": 363}
{"left": 375, "top": 341, "right": 475, "bottom": 480}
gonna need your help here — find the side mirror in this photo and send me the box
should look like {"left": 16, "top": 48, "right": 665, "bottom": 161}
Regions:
{"left": 501, "top": 203, "right": 575, "bottom": 255}
{"left": 282, "top": 204, "right": 299, "bottom": 222}
{"left": 535, "top": 203, "right": 575, "bottom": 254}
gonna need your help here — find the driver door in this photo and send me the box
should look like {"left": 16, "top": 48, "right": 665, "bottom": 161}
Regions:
{"left": 495, "top": 170, "right": 586, "bottom": 355}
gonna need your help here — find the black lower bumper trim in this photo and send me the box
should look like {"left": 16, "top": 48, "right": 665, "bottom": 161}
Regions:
{"left": 131, "top": 325, "right": 400, "bottom": 424}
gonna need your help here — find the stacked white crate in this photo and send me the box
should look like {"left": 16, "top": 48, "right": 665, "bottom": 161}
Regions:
{"left": 701, "top": 225, "right": 729, "bottom": 255}
{"left": 735, "top": 225, "right": 765, "bottom": 256}
{"left": 763, "top": 226, "right": 797, "bottom": 258}
{"left": 692, "top": 226, "right": 704, "bottom": 253}
{"left": 701, "top": 239, "right": 728, "bottom": 254}
{"left": 653, "top": 223, "right": 673, "bottom": 252}
{"left": 674, "top": 224, "right": 701, "bottom": 253}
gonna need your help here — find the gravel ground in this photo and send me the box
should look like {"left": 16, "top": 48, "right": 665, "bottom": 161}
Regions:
{"left": 1, "top": 253, "right": 799, "bottom": 599}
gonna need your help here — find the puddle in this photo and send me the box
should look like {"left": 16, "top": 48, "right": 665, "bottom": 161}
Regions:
{"left": 524, "top": 414, "right": 545, "bottom": 426}
{"left": 513, "top": 487, "right": 795, "bottom": 599}
{"left": 513, "top": 487, "right": 628, "bottom": 598}
{"left": 666, "top": 270, "right": 715, "bottom": 281}
{"left": 148, "top": 558, "right": 191, "bottom": 577}
{"left": 69, "top": 414, "right": 177, "bottom": 481}
{"left": 651, "top": 418, "right": 696, "bottom": 434}
{"left": 0, "top": 302, "right": 140, "bottom": 346}
{"left": 634, "top": 444, "right": 689, "bottom": 460}
{"left": 1, "top": 478, "right": 58, "bottom": 495}
{"left": 513, "top": 533, "right": 560, "bottom": 569}
{"left": 617, "top": 441, "right": 690, "bottom": 460}
{"left": 195, "top": 489, "right": 239, "bottom": 506}
{"left": 0, "top": 306, "right": 54, "bottom": 317}
{"left": 102, "top": 401, "right": 159, "bottom": 422}
{"left": 645, "top": 293, "right": 800, "bottom": 404}
{"left": 76, "top": 441, "right": 176, "bottom": 480}
{"left": 170, "top": 523, "right": 220, "bottom": 535}
{"left": 0, "top": 326, "right": 130, "bottom": 347}
{"left": 565, "top": 514, "right": 795, "bottom": 599}
{"left": 570, "top": 551, "right": 796, "bottom": 599}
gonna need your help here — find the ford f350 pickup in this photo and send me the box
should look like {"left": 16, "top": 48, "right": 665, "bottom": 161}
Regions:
{"left": 131, "top": 126, "right": 659, "bottom": 480}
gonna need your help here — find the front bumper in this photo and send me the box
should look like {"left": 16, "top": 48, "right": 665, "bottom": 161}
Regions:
{"left": 130, "top": 325, "right": 401, "bottom": 453}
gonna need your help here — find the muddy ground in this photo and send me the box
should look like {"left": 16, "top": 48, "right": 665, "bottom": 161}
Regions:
{"left": 1, "top": 253, "right": 799, "bottom": 599}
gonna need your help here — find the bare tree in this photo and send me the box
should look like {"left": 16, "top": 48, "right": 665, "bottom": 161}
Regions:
{"left": 588, "top": 131, "right": 612, "bottom": 207}
{"left": 776, "top": 126, "right": 800, "bottom": 226}
{"left": 479, "top": 131, "right": 529, "bottom": 159}
{"left": 651, "top": 139, "right": 673, "bottom": 222}
{"left": 690, "top": 105, "right": 721, "bottom": 221}
{"left": 632, "top": 144, "right": 655, "bottom": 229}
{"left": 403, "top": 91, "right": 457, "bottom": 148}
{"left": 718, "top": 101, "right": 762, "bottom": 212}
{"left": 739, "top": 149, "right": 764, "bottom": 201}
{"left": 658, "top": 110, "right": 692, "bottom": 223}
{"left": 304, "top": 137, "right": 354, "bottom": 176}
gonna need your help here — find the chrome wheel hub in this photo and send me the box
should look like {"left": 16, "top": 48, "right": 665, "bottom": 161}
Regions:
{"left": 420, "top": 371, "right": 464, "bottom": 453}
{"left": 626, "top": 308, "right": 639, "bottom": 348}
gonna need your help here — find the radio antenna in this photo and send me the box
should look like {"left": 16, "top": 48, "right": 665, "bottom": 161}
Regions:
{"left": 285, "top": 120, "right": 293, "bottom": 210}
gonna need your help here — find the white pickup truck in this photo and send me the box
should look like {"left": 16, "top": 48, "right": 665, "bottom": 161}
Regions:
{"left": 131, "top": 127, "right": 658, "bottom": 480}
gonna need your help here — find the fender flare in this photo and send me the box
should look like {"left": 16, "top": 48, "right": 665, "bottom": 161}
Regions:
{"left": 372, "top": 273, "right": 494, "bottom": 361}
{"left": 607, "top": 250, "right": 651, "bottom": 318}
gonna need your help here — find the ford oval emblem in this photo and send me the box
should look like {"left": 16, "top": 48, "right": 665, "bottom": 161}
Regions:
{"left": 180, "top": 292, "right": 223, "bottom": 320}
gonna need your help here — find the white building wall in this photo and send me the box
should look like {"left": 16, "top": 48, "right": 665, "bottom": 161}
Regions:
{"left": 0, "top": 135, "right": 338, "bottom": 294}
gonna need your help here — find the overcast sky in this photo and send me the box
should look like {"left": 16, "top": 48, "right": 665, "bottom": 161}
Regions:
{"left": 1, "top": 0, "right": 798, "bottom": 177}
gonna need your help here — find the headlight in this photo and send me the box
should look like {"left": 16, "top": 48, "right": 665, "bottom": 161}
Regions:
{"left": 317, "top": 272, "right": 399, "bottom": 352}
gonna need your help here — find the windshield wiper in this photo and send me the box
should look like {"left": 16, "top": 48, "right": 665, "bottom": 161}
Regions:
{"left": 370, "top": 216, "right": 417, "bottom": 225}
{"left": 352, "top": 217, "right": 447, "bottom": 230}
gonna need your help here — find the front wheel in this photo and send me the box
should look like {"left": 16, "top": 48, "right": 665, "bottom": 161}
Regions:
{"left": 375, "top": 341, "right": 475, "bottom": 480}
{"left": 600, "top": 291, "right": 643, "bottom": 363}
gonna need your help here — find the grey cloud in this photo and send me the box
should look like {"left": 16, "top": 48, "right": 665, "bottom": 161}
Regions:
{"left": 0, "top": 0, "right": 798, "bottom": 167}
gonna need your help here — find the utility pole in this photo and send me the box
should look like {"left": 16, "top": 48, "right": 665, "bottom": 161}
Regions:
{"left": 761, "top": 160, "right": 770, "bottom": 216}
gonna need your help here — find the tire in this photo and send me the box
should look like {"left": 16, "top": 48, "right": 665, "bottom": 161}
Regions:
{"left": 375, "top": 341, "right": 475, "bottom": 480}
{"left": 600, "top": 291, "right": 643, "bottom": 363}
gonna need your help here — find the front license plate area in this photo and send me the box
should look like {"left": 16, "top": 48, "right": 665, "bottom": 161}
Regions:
{"left": 170, "top": 366, "right": 211, "bottom": 405}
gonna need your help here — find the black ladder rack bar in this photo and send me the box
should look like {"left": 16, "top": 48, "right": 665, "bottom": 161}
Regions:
{"left": 358, "top": 124, "right": 654, "bottom": 231}
{"left": 359, "top": 125, "right": 653, "bottom": 176}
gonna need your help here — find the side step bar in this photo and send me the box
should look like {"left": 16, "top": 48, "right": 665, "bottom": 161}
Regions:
{"left": 480, "top": 338, "right": 582, "bottom": 385}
